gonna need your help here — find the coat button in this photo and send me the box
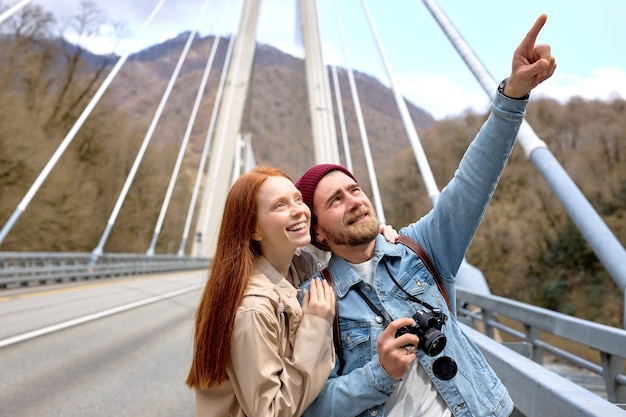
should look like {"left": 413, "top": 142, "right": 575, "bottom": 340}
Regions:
{"left": 369, "top": 409, "right": 378, "bottom": 416}
{"left": 364, "top": 285, "right": 372, "bottom": 291}
{"left": 376, "top": 316, "right": 384, "bottom": 324}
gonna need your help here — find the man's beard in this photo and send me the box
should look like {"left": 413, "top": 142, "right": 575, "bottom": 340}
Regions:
{"left": 321, "top": 208, "right": 380, "bottom": 247}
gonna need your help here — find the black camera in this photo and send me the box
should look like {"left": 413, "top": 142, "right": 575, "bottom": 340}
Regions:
{"left": 395, "top": 308, "right": 447, "bottom": 357}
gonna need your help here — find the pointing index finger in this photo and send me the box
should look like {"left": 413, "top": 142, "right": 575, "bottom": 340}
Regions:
{"left": 522, "top": 13, "right": 547, "bottom": 48}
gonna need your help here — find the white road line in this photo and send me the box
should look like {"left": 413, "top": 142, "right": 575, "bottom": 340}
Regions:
{"left": 0, "top": 284, "right": 201, "bottom": 348}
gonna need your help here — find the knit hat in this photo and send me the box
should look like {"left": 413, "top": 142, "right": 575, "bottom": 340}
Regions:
{"left": 295, "top": 164, "right": 358, "bottom": 250}
{"left": 296, "top": 164, "right": 357, "bottom": 210}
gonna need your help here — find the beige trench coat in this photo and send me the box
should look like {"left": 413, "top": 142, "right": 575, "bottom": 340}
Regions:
{"left": 195, "top": 253, "right": 334, "bottom": 417}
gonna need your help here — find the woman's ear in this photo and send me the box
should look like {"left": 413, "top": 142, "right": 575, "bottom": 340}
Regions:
{"left": 251, "top": 229, "right": 262, "bottom": 242}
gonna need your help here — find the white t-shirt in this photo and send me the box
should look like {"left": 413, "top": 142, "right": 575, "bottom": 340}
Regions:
{"left": 348, "top": 260, "right": 451, "bottom": 417}
{"left": 350, "top": 258, "right": 377, "bottom": 286}
{"left": 384, "top": 361, "right": 451, "bottom": 417}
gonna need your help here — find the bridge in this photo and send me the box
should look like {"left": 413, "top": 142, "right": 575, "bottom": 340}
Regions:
{"left": 1, "top": 0, "right": 625, "bottom": 416}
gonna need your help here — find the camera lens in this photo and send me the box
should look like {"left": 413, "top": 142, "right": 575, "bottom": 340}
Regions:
{"left": 422, "top": 331, "right": 446, "bottom": 356}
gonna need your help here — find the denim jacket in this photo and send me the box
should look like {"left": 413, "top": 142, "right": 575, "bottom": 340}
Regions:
{"left": 300, "top": 91, "right": 525, "bottom": 417}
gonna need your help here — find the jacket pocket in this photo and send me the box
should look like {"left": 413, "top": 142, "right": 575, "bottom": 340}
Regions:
{"left": 394, "top": 271, "right": 430, "bottom": 300}
{"left": 337, "top": 321, "right": 371, "bottom": 373}
{"left": 339, "top": 321, "right": 370, "bottom": 350}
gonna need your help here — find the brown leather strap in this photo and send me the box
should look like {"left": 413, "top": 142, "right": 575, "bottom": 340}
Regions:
{"left": 397, "top": 235, "right": 452, "bottom": 312}
{"left": 321, "top": 267, "right": 344, "bottom": 375}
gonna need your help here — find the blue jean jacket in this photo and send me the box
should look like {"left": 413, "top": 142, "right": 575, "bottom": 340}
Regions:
{"left": 301, "top": 91, "right": 525, "bottom": 417}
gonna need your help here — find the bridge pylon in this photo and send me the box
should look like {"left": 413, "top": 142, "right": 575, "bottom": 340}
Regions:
{"left": 192, "top": 0, "right": 337, "bottom": 258}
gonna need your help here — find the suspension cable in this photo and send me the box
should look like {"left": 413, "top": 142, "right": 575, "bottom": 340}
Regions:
{"left": 92, "top": 2, "right": 208, "bottom": 256}
{"left": 0, "top": 0, "right": 170, "bottom": 247}
{"left": 331, "top": 0, "right": 386, "bottom": 224}
{"left": 361, "top": 0, "right": 441, "bottom": 206}
{"left": 0, "top": 0, "right": 33, "bottom": 25}
{"left": 178, "top": 33, "right": 237, "bottom": 256}
{"left": 146, "top": 0, "right": 223, "bottom": 256}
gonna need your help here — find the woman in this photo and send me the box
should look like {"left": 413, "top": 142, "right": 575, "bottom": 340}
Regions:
{"left": 186, "top": 166, "right": 336, "bottom": 417}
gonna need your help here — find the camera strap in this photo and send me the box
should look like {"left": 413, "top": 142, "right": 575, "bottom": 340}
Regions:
{"left": 321, "top": 267, "right": 391, "bottom": 376}
{"left": 353, "top": 285, "right": 391, "bottom": 327}
{"left": 320, "top": 235, "right": 451, "bottom": 375}
{"left": 397, "top": 235, "right": 452, "bottom": 312}
{"left": 382, "top": 261, "right": 439, "bottom": 313}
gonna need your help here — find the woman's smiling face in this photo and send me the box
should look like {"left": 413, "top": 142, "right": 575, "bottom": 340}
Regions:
{"left": 252, "top": 176, "right": 311, "bottom": 259}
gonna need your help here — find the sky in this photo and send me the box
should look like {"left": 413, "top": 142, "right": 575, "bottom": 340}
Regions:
{"left": 16, "top": 0, "right": 626, "bottom": 120}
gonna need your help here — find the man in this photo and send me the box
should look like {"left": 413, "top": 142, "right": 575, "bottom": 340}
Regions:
{"left": 295, "top": 14, "right": 556, "bottom": 417}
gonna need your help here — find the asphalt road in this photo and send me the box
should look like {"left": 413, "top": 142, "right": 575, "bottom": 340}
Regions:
{"left": 0, "top": 270, "right": 207, "bottom": 417}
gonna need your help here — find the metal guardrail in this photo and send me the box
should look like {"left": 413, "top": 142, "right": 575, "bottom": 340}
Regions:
{"left": 464, "top": 325, "right": 626, "bottom": 417}
{"left": 2, "top": 252, "right": 624, "bottom": 415}
{"left": 457, "top": 287, "right": 626, "bottom": 410}
{"left": 0, "top": 252, "right": 210, "bottom": 288}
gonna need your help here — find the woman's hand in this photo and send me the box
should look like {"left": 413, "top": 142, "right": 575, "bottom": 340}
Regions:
{"left": 380, "top": 224, "right": 399, "bottom": 243}
{"left": 302, "top": 278, "right": 335, "bottom": 326}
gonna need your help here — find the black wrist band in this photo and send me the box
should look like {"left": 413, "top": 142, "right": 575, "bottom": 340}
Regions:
{"left": 498, "top": 78, "right": 530, "bottom": 100}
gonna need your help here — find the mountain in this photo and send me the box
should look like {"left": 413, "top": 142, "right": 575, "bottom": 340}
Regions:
{"left": 107, "top": 34, "right": 436, "bottom": 181}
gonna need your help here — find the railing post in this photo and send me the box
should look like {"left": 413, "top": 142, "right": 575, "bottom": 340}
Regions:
{"left": 601, "top": 352, "right": 626, "bottom": 404}
{"left": 525, "top": 324, "right": 543, "bottom": 364}
{"left": 482, "top": 308, "right": 495, "bottom": 339}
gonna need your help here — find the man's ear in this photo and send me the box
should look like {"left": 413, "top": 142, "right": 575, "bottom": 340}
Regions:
{"left": 315, "top": 230, "right": 326, "bottom": 246}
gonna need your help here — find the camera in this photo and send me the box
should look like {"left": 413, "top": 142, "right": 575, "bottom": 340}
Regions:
{"left": 395, "top": 307, "right": 447, "bottom": 357}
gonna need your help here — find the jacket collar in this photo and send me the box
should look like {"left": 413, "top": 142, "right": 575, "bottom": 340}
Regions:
{"left": 247, "top": 256, "right": 297, "bottom": 300}
{"left": 255, "top": 256, "right": 285, "bottom": 284}
{"left": 327, "top": 234, "right": 404, "bottom": 297}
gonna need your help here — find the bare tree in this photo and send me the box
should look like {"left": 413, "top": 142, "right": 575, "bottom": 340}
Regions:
{"left": 45, "top": 0, "right": 115, "bottom": 129}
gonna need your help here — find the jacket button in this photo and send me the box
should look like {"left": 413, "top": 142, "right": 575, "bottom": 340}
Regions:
{"left": 375, "top": 316, "right": 384, "bottom": 324}
{"left": 369, "top": 409, "right": 378, "bottom": 416}
{"left": 345, "top": 335, "right": 351, "bottom": 344}
{"left": 454, "top": 403, "right": 465, "bottom": 412}
{"left": 364, "top": 285, "right": 372, "bottom": 291}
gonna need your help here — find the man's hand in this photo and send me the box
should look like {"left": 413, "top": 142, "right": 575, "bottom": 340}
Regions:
{"left": 377, "top": 318, "right": 420, "bottom": 380}
{"left": 505, "top": 13, "right": 557, "bottom": 99}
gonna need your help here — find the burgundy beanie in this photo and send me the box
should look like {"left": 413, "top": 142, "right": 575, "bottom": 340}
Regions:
{"left": 296, "top": 164, "right": 357, "bottom": 210}
{"left": 295, "top": 164, "right": 357, "bottom": 250}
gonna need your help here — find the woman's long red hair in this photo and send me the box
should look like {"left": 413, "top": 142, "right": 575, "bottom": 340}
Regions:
{"left": 186, "top": 166, "right": 291, "bottom": 390}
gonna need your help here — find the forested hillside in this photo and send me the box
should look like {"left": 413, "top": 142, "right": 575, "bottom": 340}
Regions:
{"left": 0, "top": 3, "right": 623, "bottom": 326}
{"left": 0, "top": 2, "right": 434, "bottom": 255}
{"left": 381, "top": 99, "right": 626, "bottom": 327}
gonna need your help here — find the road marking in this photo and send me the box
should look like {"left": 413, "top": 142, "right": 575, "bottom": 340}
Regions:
{"left": 0, "top": 284, "right": 202, "bottom": 348}
{"left": 0, "top": 271, "right": 206, "bottom": 302}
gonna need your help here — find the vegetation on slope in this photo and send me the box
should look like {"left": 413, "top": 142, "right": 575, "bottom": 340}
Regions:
{"left": 0, "top": 3, "right": 623, "bottom": 326}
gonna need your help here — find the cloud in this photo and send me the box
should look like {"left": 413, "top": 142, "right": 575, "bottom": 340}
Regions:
{"left": 535, "top": 68, "right": 626, "bottom": 103}
{"left": 396, "top": 68, "right": 626, "bottom": 120}
{"left": 396, "top": 73, "right": 490, "bottom": 120}
{"left": 31, "top": 0, "right": 626, "bottom": 122}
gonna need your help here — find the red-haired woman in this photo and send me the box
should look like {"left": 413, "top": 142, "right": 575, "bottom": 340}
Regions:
{"left": 186, "top": 166, "right": 336, "bottom": 417}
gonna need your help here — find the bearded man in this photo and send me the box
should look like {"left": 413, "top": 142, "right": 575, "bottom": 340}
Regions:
{"left": 295, "top": 14, "right": 556, "bottom": 417}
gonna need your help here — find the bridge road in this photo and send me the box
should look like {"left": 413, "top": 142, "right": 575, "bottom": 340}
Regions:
{"left": 0, "top": 271, "right": 207, "bottom": 417}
